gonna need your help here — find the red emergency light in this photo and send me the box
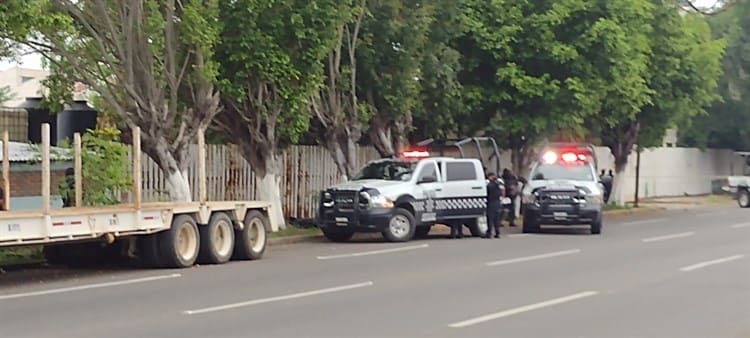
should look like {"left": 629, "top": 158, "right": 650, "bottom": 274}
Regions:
{"left": 401, "top": 149, "right": 430, "bottom": 158}
{"left": 543, "top": 150, "right": 589, "bottom": 164}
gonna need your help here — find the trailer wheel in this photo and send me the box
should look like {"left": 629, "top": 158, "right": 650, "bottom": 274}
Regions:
{"left": 198, "top": 212, "right": 235, "bottom": 264}
{"left": 232, "top": 210, "right": 268, "bottom": 260}
{"left": 158, "top": 214, "right": 200, "bottom": 268}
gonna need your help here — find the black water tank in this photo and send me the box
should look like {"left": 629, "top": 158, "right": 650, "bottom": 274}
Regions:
{"left": 57, "top": 100, "right": 98, "bottom": 145}
{"left": 19, "top": 97, "right": 58, "bottom": 145}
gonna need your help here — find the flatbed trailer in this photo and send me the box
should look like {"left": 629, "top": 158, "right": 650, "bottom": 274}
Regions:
{"left": 0, "top": 124, "right": 278, "bottom": 268}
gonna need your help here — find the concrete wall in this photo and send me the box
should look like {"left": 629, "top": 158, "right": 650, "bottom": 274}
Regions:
{"left": 591, "top": 146, "right": 743, "bottom": 202}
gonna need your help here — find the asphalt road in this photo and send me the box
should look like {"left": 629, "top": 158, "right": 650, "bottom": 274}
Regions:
{"left": 0, "top": 205, "right": 748, "bottom": 338}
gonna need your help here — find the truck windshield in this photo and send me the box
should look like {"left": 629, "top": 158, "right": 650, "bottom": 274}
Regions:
{"left": 530, "top": 163, "right": 594, "bottom": 181}
{"left": 351, "top": 160, "right": 416, "bottom": 181}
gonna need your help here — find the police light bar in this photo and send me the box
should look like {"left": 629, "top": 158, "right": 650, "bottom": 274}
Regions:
{"left": 543, "top": 150, "right": 588, "bottom": 164}
{"left": 401, "top": 150, "right": 430, "bottom": 158}
{"left": 542, "top": 151, "right": 557, "bottom": 164}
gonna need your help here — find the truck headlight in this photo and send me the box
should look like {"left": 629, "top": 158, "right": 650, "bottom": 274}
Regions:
{"left": 322, "top": 192, "right": 334, "bottom": 207}
{"left": 369, "top": 195, "right": 394, "bottom": 208}
{"left": 586, "top": 194, "right": 603, "bottom": 205}
{"left": 522, "top": 192, "right": 537, "bottom": 204}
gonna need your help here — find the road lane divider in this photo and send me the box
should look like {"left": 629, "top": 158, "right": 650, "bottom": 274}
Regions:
{"left": 730, "top": 222, "right": 750, "bottom": 229}
{"left": 316, "top": 244, "right": 429, "bottom": 260}
{"left": 679, "top": 254, "right": 745, "bottom": 272}
{"left": 622, "top": 218, "right": 667, "bottom": 226}
{"left": 641, "top": 231, "right": 695, "bottom": 243}
{"left": 448, "top": 291, "right": 599, "bottom": 328}
{"left": 0, "top": 273, "right": 182, "bottom": 301}
{"left": 485, "top": 249, "right": 581, "bottom": 267}
{"left": 183, "top": 281, "right": 374, "bottom": 315}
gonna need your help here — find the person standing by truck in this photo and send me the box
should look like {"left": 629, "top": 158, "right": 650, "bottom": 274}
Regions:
{"left": 501, "top": 168, "right": 519, "bottom": 227}
{"left": 485, "top": 172, "right": 502, "bottom": 238}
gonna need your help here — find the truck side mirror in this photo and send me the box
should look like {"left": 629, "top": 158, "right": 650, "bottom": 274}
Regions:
{"left": 418, "top": 176, "right": 437, "bottom": 184}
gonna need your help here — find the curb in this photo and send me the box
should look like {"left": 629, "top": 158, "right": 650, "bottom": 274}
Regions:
{"left": 268, "top": 234, "right": 324, "bottom": 246}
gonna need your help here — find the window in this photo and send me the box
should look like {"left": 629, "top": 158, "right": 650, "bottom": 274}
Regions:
{"left": 445, "top": 161, "right": 477, "bottom": 182}
{"left": 530, "top": 163, "right": 594, "bottom": 181}
{"left": 351, "top": 160, "right": 416, "bottom": 181}
{"left": 417, "top": 162, "right": 438, "bottom": 181}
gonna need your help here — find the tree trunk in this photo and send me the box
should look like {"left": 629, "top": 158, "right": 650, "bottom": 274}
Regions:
{"left": 237, "top": 143, "right": 287, "bottom": 230}
{"left": 369, "top": 119, "right": 395, "bottom": 158}
{"left": 608, "top": 146, "right": 630, "bottom": 206}
{"left": 141, "top": 134, "right": 193, "bottom": 202}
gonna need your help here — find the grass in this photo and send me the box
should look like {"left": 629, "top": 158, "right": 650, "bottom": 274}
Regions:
{"left": 0, "top": 245, "right": 44, "bottom": 266}
{"left": 603, "top": 203, "right": 632, "bottom": 211}
{"left": 268, "top": 226, "right": 321, "bottom": 239}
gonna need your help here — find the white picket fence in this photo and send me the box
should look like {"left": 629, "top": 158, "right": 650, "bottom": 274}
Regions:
{"left": 130, "top": 144, "right": 379, "bottom": 219}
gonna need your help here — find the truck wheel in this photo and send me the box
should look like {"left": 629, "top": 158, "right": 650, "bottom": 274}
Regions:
{"left": 382, "top": 208, "right": 416, "bottom": 242}
{"left": 158, "top": 214, "right": 200, "bottom": 268}
{"left": 322, "top": 228, "right": 354, "bottom": 242}
{"left": 414, "top": 226, "right": 431, "bottom": 239}
{"left": 738, "top": 189, "right": 750, "bottom": 208}
{"left": 198, "top": 212, "right": 235, "bottom": 264}
{"left": 522, "top": 214, "right": 540, "bottom": 233}
{"left": 468, "top": 216, "right": 488, "bottom": 237}
{"left": 232, "top": 210, "right": 268, "bottom": 260}
{"left": 591, "top": 215, "right": 602, "bottom": 235}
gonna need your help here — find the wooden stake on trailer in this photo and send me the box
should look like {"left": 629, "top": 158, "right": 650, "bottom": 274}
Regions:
{"left": 73, "top": 132, "right": 83, "bottom": 207}
{"left": 132, "top": 127, "right": 142, "bottom": 209}
{"left": 198, "top": 127, "right": 207, "bottom": 204}
{"left": 2, "top": 130, "right": 9, "bottom": 211}
{"left": 41, "top": 123, "right": 50, "bottom": 214}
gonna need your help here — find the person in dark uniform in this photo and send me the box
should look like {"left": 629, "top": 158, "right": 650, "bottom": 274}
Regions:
{"left": 485, "top": 172, "right": 502, "bottom": 238}
{"left": 501, "top": 168, "right": 518, "bottom": 227}
{"left": 600, "top": 169, "right": 613, "bottom": 203}
{"left": 61, "top": 167, "right": 75, "bottom": 207}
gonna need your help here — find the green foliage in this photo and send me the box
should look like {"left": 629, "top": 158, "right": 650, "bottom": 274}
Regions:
{"left": 679, "top": 0, "right": 750, "bottom": 150}
{"left": 0, "top": 85, "right": 14, "bottom": 106}
{"left": 215, "top": 0, "right": 348, "bottom": 148}
{"left": 58, "top": 127, "right": 131, "bottom": 206}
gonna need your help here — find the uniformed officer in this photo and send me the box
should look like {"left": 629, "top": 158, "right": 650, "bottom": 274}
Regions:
{"left": 485, "top": 172, "right": 502, "bottom": 238}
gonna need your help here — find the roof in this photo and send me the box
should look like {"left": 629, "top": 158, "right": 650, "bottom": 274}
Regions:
{"left": 0, "top": 141, "right": 73, "bottom": 162}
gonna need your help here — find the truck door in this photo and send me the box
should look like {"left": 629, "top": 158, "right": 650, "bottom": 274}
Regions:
{"left": 438, "top": 160, "right": 486, "bottom": 220}
{"left": 414, "top": 160, "right": 441, "bottom": 223}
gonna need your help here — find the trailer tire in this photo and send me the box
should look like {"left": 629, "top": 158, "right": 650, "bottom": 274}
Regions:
{"left": 198, "top": 212, "right": 235, "bottom": 264}
{"left": 232, "top": 210, "right": 268, "bottom": 260}
{"left": 158, "top": 215, "right": 200, "bottom": 268}
{"left": 738, "top": 189, "right": 750, "bottom": 208}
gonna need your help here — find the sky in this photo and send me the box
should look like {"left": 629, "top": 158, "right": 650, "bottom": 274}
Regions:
{"left": 0, "top": 0, "right": 724, "bottom": 71}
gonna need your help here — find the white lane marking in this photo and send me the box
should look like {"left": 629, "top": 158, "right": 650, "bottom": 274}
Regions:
{"left": 641, "top": 231, "right": 695, "bottom": 243}
{"left": 316, "top": 244, "right": 429, "bottom": 260}
{"left": 0, "top": 273, "right": 181, "bottom": 301}
{"left": 485, "top": 249, "right": 581, "bottom": 267}
{"left": 449, "top": 291, "right": 599, "bottom": 328}
{"left": 622, "top": 218, "right": 666, "bottom": 225}
{"left": 730, "top": 222, "right": 750, "bottom": 229}
{"left": 184, "top": 281, "right": 374, "bottom": 315}
{"left": 508, "top": 233, "right": 531, "bottom": 238}
{"left": 680, "top": 255, "right": 745, "bottom": 272}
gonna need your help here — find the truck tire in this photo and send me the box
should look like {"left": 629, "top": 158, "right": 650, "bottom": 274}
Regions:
{"left": 322, "top": 228, "right": 354, "bottom": 242}
{"left": 468, "top": 216, "right": 488, "bottom": 237}
{"left": 158, "top": 214, "right": 201, "bottom": 268}
{"left": 522, "top": 213, "right": 540, "bottom": 233}
{"left": 232, "top": 210, "right": 268, "bottom": 260}
{"left": 382, "top": 208, "right": 416, "bottom": 242}
{"left": 738, "top": 189, "right": 750, "bottom": 208}
{"left": 198, "top": 212, "right": 235, "bottom": 264}
{"left": 591, "top": 215, "right": 602, "bottom": 235}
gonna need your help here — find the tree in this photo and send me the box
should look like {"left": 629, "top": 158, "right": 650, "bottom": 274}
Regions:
{"left": 7, "top": 0, "right": 222, "bottom": 202}
{"left": 213, "top": 0, "right": 349, "bottom": 229}
{"left": 679, "top": 0, "right": 750, "bottom": 150}
{"left": 592, "top": 0, "right": 725, "bottom": 204}
{"left": 359, "top": 0, "right": 435, "bottom": 157}
{"left": 458, "top": 0, "right": 614, "bottom": 174}
{"left": 309, "top": 0, "right": 367, "bottom": 179}
{"left": 0, "top": 86, "right": 13, "bottom": 106}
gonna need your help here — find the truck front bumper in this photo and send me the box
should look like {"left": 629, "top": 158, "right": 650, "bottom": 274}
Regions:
{"left": 523, "top": 203, "right": 601, "bottom": 225}
{"left": 317, "top": 207, "right": 393, "bottom": 232}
